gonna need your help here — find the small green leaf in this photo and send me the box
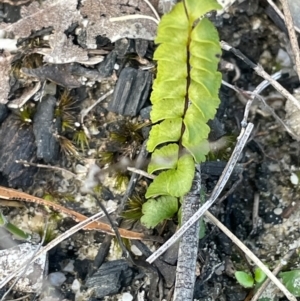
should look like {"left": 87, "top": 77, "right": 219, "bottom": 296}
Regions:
{"left": 154, "top": 2, "right": 189, "bottom": 45}
{"left": 235, "top": 271, "right": 254, "bottom": 288}
{"left": 182, "top": 105, "right": 210, "bottom": 162}
{"left": 254, "top": 267, "right": 267, "bottom": 284}
{"left": 184, "top": 0, "right": 222, "bottom": 24}
{"left": 148, "top": 144, "right": 179, "bottom": 174}
{"left": 280, "top": 270, "right": 300, "bottom": 297}
{"left": 147, "top": 118, "right": 182, "bottom": 152}
{"left": 141, "top": 196, "right": 178, "bottom": 228}
{"left": 145, "top": 154, "right": 195, "bottom": 198}
{"left": 150, "top": 95, "right": 185, "bottom": 122}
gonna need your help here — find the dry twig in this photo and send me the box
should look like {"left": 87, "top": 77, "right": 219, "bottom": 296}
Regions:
{"left": 15, "top": 160, "right": 78, "bottom": 179}
{"left": 280, "top": 0, "right": 300, "bottom": 80}
{"left": 0, "top": 186, "right": 158, "bottom": 241}
{"left": 221, "top": 41, "right": 300, "bottom": 111}
{"left": 266, "top": 0, "right": 300, "bottom": 33}
{"left": 229, "top": 70, "right": 300, "bottom": 141}
{"left": 0, "top": 0, "right": 33, "bottom": 5}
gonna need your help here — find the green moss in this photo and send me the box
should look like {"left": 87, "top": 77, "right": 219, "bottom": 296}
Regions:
{"left": 73, "top": 129, "right": 89, "bottom": 151}
{"left": 121, "top": 194, "right": 144, "bottom": 222}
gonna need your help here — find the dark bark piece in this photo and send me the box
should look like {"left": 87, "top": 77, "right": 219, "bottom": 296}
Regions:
{"left": 208, "top": 117, "right": 226, "bottom": 141}
{"left": 96, "top": 50, "right": 117, "bottom": 78}
{"left": 255, "top": 162, "right": 270, "bottom": 192}
{"left": 21, "top": 63, "right": 105, "bottom": 88}
{"left": 70, "top": 63, "right": 102, "bottom": 81}
{"left": 0, "top": 104, "right": 8, "bottom": 124}
{"left": 132, "top": 240, "right": 176, "bottom": 288}
{"left": 21, "top": 65, "right": 82, "bottom": 88}
{"left": 0, "top": 115, "right": 37, "bottom": 188}
{"left": 85, "top": 259, "right": 136, "bottom": 298}
{"left": 33, "top": 95, "right": 60, "bottom": 163}
{"left": 3, "top": 4, "right": 21, "bottom": 23}
{"left": 140, "top": 105, "right": 151, "bottom": 120}
{"left": 115, "top": 38, "right": 135, "bottom": 57}
{"left": 201, "top": 161, "right": 243, "bottom": 181}
{"left": 108, "top": 67, "right": 152, "bottom": 116}
{"left": 135, "top": 39, "right": 148, "bottom": 57}
{"left": 162, "top": 240, "right": 179, "bottom": 266}
{"left": 88, "top": 235, "right": 112, "bottom": 277}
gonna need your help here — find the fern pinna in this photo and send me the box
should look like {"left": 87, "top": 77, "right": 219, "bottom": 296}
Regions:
{"left": 145, "top": 0, "right": 222, "bottom": 206}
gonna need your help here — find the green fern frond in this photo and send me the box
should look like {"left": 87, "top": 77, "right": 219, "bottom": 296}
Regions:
{"left": 146, "top": 0, "right": 222, "bottom": 198}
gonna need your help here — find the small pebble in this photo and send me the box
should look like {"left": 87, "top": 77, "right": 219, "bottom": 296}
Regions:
{"left": 131, "top": 245, "right": 142, "bottom": 256}
{"left": 276, "top": 49, "right": 291, "bottom": 68}
{"left": 48, "top": 272, "right": 66, "bottom": 287}
{"left": 281, "top": 259, "right": 288, "bottom": 265}
{"left": 0, "top": 38, "right": 17, "bottom": 51}
{"left": 290, "top": 173, "right": 299, "bottom": 185}
{"left": 71, "top": 279, "right": 81, "bottom": 293}
{"left": 274, "top": 208, "right": 283, "bottom": 216}
{"left": 251, "top": 17, "right": 261, "bottom": 30}
{"left": 62, "top": 260, "right": 75, "bottom": 273}
{"left": 75, "top": 164, "right": 87, "bottom": 174}
{"left": 106, "top": 199, "right": 118, "bottom": 210}
{"left": 215, "top": 264, "right": 225, "bottom": 276}
{"left": 122, "top": 292, "right": 133, "bottom": 301}
{"left": 268, "top": 163, "right": 281, "bottom": 172}
{"left": 44, "top": 82, "right": 57, "bottom": 95}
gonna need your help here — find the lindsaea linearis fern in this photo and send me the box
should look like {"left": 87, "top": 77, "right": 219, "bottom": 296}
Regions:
{"left": 145, "top": 0, "right": 222, "bottom": 204}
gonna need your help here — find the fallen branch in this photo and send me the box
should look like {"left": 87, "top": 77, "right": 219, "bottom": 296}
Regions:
{"left": 0, "top": 186, "right": 161, "bottom": 242}
{"left": 173, "top": 168, "right": 202, "bottom": 301}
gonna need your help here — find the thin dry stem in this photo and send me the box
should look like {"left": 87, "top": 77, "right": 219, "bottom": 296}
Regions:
{"left": 127, "top": 166, "right": 155, "bottom": 179}
{"left": 281, "top": 0, "right": 300, "bottom": 80}
{"left": 0, "top": 0, "right": 33, "bottom": 5}
{"left": 15, "top": 160, "right": 78, "bottom": 179}
{"left": 142, "top": 0, "right": 160, "bottom": 21}
{"left": 80, "top": 89, "right": 114, "bottom": 124}
{"left": 266, "top": 0, "right": 300, "bottom": 33}
{"left": 221, "top": 41, "right": 300, "bottom": 111}
{"left": 110, "top": 14, "right": 159, "bottom": 25}
{"left": 241, "top": 71, "right": 281, "bottom": 126}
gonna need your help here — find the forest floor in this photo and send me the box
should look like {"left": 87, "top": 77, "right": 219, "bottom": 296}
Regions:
{"left": 0, "top": 0, "right": 300, "bottom": 301}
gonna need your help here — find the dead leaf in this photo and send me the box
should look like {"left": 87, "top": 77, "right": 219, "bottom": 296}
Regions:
{"left": 80, "top": 0, "right": 157, "bottom": 47}
{"left": 1, "top": 0, "right": 89, "bottom": 64}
